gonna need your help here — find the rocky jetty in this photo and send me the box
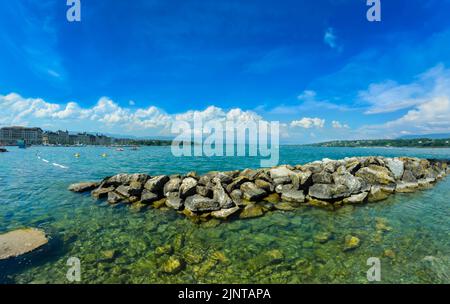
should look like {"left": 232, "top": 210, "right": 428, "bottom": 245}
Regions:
{"left": 69, "top": 156, "right": 449, "bottom": 222}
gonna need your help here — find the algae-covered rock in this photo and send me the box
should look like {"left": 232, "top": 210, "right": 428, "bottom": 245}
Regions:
{"left": 356, "top": 165, "right": 395, "bottom": 185}
{"left": 155, "top": 244, "right": 173, "bottom": 256}
{"left": 239, "top": 203, "right": 264, "bottom": 219}
{"left": 274, "top": 202, "right": 296, "bottom": 211}
{"left": 343, "top": 235, "right": 360, "bottom": 251}
{"left": 343, "top": 192, "right": 368, "bottom": 204}
{"left": 314, "top": 232, "right": 332, "bottom": 244}
{"left": 367, "top": 186, "right": 390, "bottom": 202}
{"left": 211, "top": 206, "right": 240, "bottom": 220}
{"left": 107, "top": 191, "right": 124, "bottom": 204}
{"left": 162, "top": 256, "right": 184, "bottom": 274}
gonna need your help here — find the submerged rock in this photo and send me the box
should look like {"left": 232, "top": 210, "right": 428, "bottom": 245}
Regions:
{"left": 343, "top": 235, "right": 360, "bottom": 251}
{"left": 0, "top": 228, "right": 48, "bottom": 260}
{"left": 162, "top": 256, "right": 184, "bottom": 274}
{"left": 239, "top": 203, "right": 264, "bottom": 219}
{"left": 211, "top": 206, "right": 240, "bottom": 220}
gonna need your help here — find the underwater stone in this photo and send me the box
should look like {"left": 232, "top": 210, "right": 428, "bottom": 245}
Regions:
{"left": 0, "top": 228, "right": 48, "bottom": 260}
{"left": 239, "top": 203, "right": 264, "bottom": 219}
{"left": 162, "top": 256, "right": 184, "bottom": 274}
{"left": 343, "top": 235, "right": 360, "bottom": 251}
{"left": 211, "top": 206, "right": 240, "bottom": 220}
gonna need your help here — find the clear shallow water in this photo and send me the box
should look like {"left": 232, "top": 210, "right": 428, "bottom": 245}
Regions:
{"left": 0, "top": 146, "right": 449, "bottom": 283}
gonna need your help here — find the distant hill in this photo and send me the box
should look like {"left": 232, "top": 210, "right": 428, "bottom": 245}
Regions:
{"left": 398, "top": 133, "right": 450, "bottom": 140}
{"left": 309, "top": 138, "right": 450, "bottom": 148}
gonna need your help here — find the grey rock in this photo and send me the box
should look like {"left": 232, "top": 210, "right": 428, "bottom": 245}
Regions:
{"left": 144, "top": 175, "right": 170, "bottom": 193}
{"left": 343, "top": 192, "right": 368, "bottom": 204}
{"left": 402, "top": 170, "right": 417, "bottom": 183}
{"left": 385, "top": 158, "right": 404, "bottom": 179}
{"left": 312, "top": 172, "right": 333, "bottom": 184}
{"left": 185, "top": 195, "right": 220, "bottom": 212}
{"left": 91, "top": 186, "right": 115, "bottom": 199}
{"left": 196, "top": 185, "right": 213, "bottom": 198}
{"left": 281, "top": 190, "right": 305, "bottom": 204}
{"left": 107, "top": 191, "right": 124, "bottom": 204}
{"left": 230, "top": 189, "right": 243, "bottom": 206}
{"left": 163, "top": 177, "right": 182, "bottom": 194}
{"left": 308, "top": 183, "right": 351, "bottom": 200}
{"left": 240, "top": 182, "right": 267, "bottom": 201}
{"left": 333, "top": 172, "right": 362, "bottom": 194}
{"left": 226, "top": 176, "right": 249, "bottom": 193}
{"left": 165, "top": 192, "right": 183, "bottom": 210}
{"left": 212, "top": 178, "right": 234, "bottom": 209}
{"left": 140, "top": 189, "right": 160, "bottom": 204}
{"left": 68, "top": 182, "right": 99, "bottom": 193}
{"left": 211, "top": 206, "right": 240, "bottom": 220}
{"left": 255, "top": 179, "right": 274, "bottom": 192}
{"left": 269, "top": 166, "right": 295, "bottom": 179}
{"left": 179, "top": 177, "right": 198, "bottom": 198}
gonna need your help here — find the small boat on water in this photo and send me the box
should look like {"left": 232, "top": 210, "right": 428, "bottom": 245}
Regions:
{"left": 0, "top": 148, "right": 8, "bottom": 153}
{"left": 116, "top": 148, "right": 124, "bottom": 151}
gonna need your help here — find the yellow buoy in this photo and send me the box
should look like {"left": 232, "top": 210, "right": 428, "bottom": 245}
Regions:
{"left": 74, "top": 153, "right": 80, "bottom": 158}
{"left": 101, "top": 153, "right": 107, "bottom": 157}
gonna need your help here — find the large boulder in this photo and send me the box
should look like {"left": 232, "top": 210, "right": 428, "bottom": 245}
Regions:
{"left": 212, "top": 178, "right": 234, "bottom": 209}
{"left": 239, "top": 203, "right": 264, "bottom": 219}
{"left": 163, "top": 177, "right": 182, "bottom": 194}
{"left": 106, "top": 173, "right": 149, "bottom": 186}
{"left": 179, "top": 177, "right": 198, "bottom": 198}
{"left": 165, "top": 192, "right": 183, "bottom": 210}
{"left": 211, "top": 206, "right": 240, "bottom": 220}
{"left": 308, "top": 183, "right": 351, "bottom": 200}
{"left": 312, "top": 172, "right": 333, "bottom": 184}
{"left": 355, "top": 165, "right": 395, "bottom": 185}
{"left": 343, "top": 192, "right": 368, "bottom": 204}
{"left": 281, "top": 190, "right": 305, "bottom": 204}
{"left": 385, "top": 158, "right": 404, "bottom": 179}
{"left": 0, "top": 228, "right": 48, "bottom": 260}
{"left": 402, "top": 170, "right": 417, "bottom": 183}
{"left": 333, "top": 172, "right": 362, "bottom": 194}
{"left": 107, "top": 191, "right": 124, "bottom": 204}
{"left": 140, "top": 189, "right": 160, "bottom": 204}
{"left": 91, "top": 186, "right": 114, "bottom": 199}
{"left": 226, "top": 176, "right": 249, "bottom": 193}
{"left": 240, "top": 182, "right": 267, "bottom": 201}
{"left": 367, "top": 186, "right": 390, "bottom": 202}
{"left": 269, "top": 166, "right": 295, "bottom": 179}
{"left": 68, "top": 182, "right": 99, "bottom": 193}
{"left": 185, "top": 195, "right": 220, "bottom": 212}
{"left": 144, "top": 175, "right": 169, "bottom": 193}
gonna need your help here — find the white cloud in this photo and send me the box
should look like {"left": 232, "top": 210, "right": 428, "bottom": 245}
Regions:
{"left": 359, "top": 64, "right": 450, "bottom": 114}
{"left": 0, "top": 93, "right": 268, "bottom": 137}
{"left": 332, "top": 120, "right": 349, "bottom": 129}
{"left": 324, "top": 27, "right": 341, "bottom": 51}
{"left": 290, "top": 117, "right": 325, "bottom": 129}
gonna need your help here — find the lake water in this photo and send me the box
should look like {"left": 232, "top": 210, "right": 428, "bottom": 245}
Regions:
{"left": 0, "top": 146, "right": 449, "bottom": 283}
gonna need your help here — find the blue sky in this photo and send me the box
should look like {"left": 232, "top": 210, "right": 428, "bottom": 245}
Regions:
{"left": 1, "top": 0, "right": 450, "bottom": 143}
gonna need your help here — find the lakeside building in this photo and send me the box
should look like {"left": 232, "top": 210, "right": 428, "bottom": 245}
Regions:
{"left": 0, "top": 126, "right": 170, "bottom": 147}
{"left": 0, "top": 126, "right": 43, "bottom": 145}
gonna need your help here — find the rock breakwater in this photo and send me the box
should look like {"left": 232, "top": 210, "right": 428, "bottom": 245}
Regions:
{"left": 69, "top": 156, "right": 449, "bottom": 222}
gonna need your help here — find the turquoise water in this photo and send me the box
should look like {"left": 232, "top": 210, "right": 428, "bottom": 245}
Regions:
{"left": 0, "top": 146, "right": 449, "bottom": 283}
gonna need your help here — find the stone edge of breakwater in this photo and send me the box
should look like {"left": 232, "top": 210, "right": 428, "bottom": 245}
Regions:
{"left": 69, "top": 156, "right": 449, "bottom": 222}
